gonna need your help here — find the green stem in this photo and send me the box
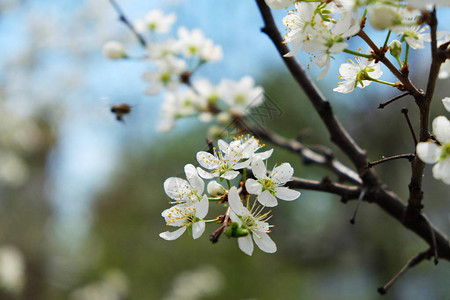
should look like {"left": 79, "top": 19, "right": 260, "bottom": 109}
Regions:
{"left": 405, "top": 44, "right": 410, "bottom": 65}
{"left": 396, "top": 57, "right": 402, "bottom": 68}
{"left": 383, "top": 30, "right": 392, "bottom": 49}
{"left": 368, "top": 76, "right": 396, "bottom": 86}
{"left": 243, "top": 168, "right": 247, "bottom": 185}
{"left": 204, "top": 219, "right": 220, "bottom": 224}
{"left": 208, "top": 197, "right": 223, "bottom": 202}
{"left": 226, "top": 180, "right": 231, "bottom": 189}
{"left": 362, "top": 8, "right": 368, "bottom": 20}
{"left": 343, "top": 48, "right": 374, "bottom": 59}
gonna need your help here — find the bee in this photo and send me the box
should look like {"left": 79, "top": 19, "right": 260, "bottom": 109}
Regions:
{"left": 111, "top": 103, "right": 132, "bottom": 122}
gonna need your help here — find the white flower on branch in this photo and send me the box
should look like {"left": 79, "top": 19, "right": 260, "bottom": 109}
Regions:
{"left": 218, "top": 76, "right": 263, "bottom": 116}
{"left": 392, "top": 25, "right": 432, "bottom": 50}
{"left": 228, "top": 186, "right": 276, "bottom": 256}
{"left": 142, "top": 56, "right": 186, "bottom": 95}
{"left": 196, "top": 137, "right": 272, "bottom": 180}
{"left": 246, "top": 158, "right": 300, "bottom": 207}
{"left": 416, "top": 116, "right": 450, "bottom": 185}
{"left": 176, "top": 27, "right": 223, "bottom": 62}
{"left": 159, "top": 194, "right": 209, "bottom": 240}
{"left": 164, "top": 164, "right": 205, "bottom": 205}
{"left": 135, "top": 10, "right": 176, "bottom": 34}
{"left": 333, "top": 56, "right": 382, "bottom": 94}
{"left": 302, "top": 12, "right": 360, "bottom": 78}
{"left": 368, "top": 5, "right": 402, "bottom": 31}
{"left": 283, "top": 2, "right": 329, "bottom": 57}
{"left": 102, "top": 40, "right": 126, "bottom": 59}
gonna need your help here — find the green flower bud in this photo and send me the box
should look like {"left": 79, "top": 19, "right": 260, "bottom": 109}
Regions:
{"left": 225, "top": 222, "right": 250, "bottom": 238}
{"left": 389, "top": 40, "right": 402, "bottom": 59}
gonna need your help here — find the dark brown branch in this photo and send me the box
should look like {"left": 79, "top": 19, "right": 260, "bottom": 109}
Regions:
{"left": 401, "top": 108, "right": 418, "bottom": 145}
{"left": 378, "top": 92, "right": 410, "bottom": 109}
{"left": 248, "top": 124, "right": 362, "bottom": 184}
{"left": 255, "top": 0, "right": 450, "bottom": 265}
{"left": 255, "top": 0, "right": 378, "bottom": 185}
{"left": 367, "top": 154, "right": 415, "bottom": 168}
{"left": 109, "top": 0, "right": 147, "bottom": 47}
{"left": 357, "top": 30, "right": 422, "bottom": 97}
{"left": 287, "top": 177, "right": 361, "bottom": 200}
{"left": 377, "top": 249, "right": 432, "bottom": 295}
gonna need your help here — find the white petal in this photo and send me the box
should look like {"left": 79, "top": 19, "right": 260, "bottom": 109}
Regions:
{"left": 218, "top": 140, "right": 230, "bottom": 153}
{"left": 251, "top": 158, "right": 266, "bottom": 179}
{"left": 196, "top": 167, "right": 215, "bottom": 179}
{"left": 192, "top": 221, "right": 206, "bottom": 239}
{"left": 432, "top": 159, "right": 450, "bottom": 185}
{"left": 159, "top": 227, "right": 186, "bottom": 240}
{"left": 432, "top": 116, "right": 450, "bottom": 144}
{"left": 443, "top": 97, "right": 450, "bottom": 113}
{"left": 221, "top": 170, "right": 240, "bottom": 180}
{"left": 196, "top": 194, "right": 209, "bottom": 219}
{"left": 255, "top": 149, "right": 273, "bottom": 160}
{"left": 253, "top": 232, "right": 277, "bottom": 253}
{"left": 272, "top": 163, "right": 294, "bottom": 184}
{"left": 416, "top": 142, "right": 441, "bottom": 164}
{"left": 185, "top": 164, "right": 204, "bottom": 194}
{"left": 228, "top": 186, "right": 247, "bottom": 216}
{"left": 245, "top": 179, "right": 262, "bottom": 195}
{"left": 233, "top": 160, "right": 251, "bottom": 170}
{"left": 164, "top": 177, "right": 190, "bottom": 201}
{"left": 258, "top": 190, "right": 278, "bottom": 207}
{"left": 229, "top": 210, "right": 242, "bottom": 226}
{"left": 196, "top": 151, "right": 220, "bottom": 169}
{"left": 275, "top": 187, "right": 301, "bottom": 201}
{"left": 238, "top": 235, "right": 254, "bottom": 256}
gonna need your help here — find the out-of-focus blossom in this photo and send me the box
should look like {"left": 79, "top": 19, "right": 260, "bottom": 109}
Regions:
{"left": 0, "top": 246, "right": 25, "bottom": 295}
{"left": 102, "top": 41, "right": 127, "bottom": 59}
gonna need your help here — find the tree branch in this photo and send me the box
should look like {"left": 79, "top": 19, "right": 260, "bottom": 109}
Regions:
{"left": 377, "top": 248, "right": 433, "bottom": 295}
{"left": 288, "top": 177, "right": 361, "bottom": 200}
{"left": 109, "top": 0, "right": 147, "bottom": 47}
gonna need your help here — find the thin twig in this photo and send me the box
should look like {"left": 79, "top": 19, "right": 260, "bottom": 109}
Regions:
{"left": 350, "top": 188, "right": 367, "bottom": 224}
{"left": 109, "top": 0, "right": 147, "bottom": 47}
{"left": 401, "top": 108, "right": 418, "bottom": 145}
{"left": 367, "top": 154, "right": 415, "bottom": 168}
{"left": 377, "top": 249, "right": 432, "bottom": 295}
{"left": 378, "top": 92, "right": 410, "bottom": 109}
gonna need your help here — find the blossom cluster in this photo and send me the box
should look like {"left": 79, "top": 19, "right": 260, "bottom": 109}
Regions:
{"left": 265, "top": 0, "right": 449, "bottom": 93}
{"left": 416, "top": 98, "right": 450, "bottom": 185}
{"left": 159, "top": 136, "right": 301, "bottom": 255}
{"left": 103, "top": 10, "right": 264, "bottom": 134}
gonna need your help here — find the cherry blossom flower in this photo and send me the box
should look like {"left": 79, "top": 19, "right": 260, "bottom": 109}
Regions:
{"left": 164, "top": 164, "right": 205, "bottom": 205}
{"left": 443, "top": 97, "right": 450, "bottom": 112}
{"left": 283, "top": 2, "right": 326, "bottom": 57}
{"left": 176, "top": 27, "right": 223, "bottom": 62}
{"left": 218, "top": 76, "right": 263, "bottom": 116}
{"left": 333, "top": 56, "right": 382, "bottom": 93}
{"left": 142, "top": 57, "right": 186, "bottom": 95}
{"left": 416, "top": 116, "right": 450, "bottom": 185}
{"left": 102, "top": 41, "right": 126, "bottom": 59}
{"left": 245, "top": 158, "right": 300, "bottom": 207}
{"left": 227, "top": 187, "right": 276, "bottom": 256}
{"left": 159, "top": 194, "right": 209, "bottom": 240}
{"left": 302, "top": 12, "right": 360, "bottom": 78}
{"left": 134, "top": 10, "right": 176, "bottom": 34}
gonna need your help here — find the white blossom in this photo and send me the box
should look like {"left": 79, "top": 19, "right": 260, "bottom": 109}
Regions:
{"left": 218, "top": 76, "right": 263, "bottom": 116}
{"left": 302, "top": 12, "right": 360, "bottom": 78}
{"left": 164, "top": 164, "right": 204, "bottom": 205}
{"left": 443, "top": 97, "right": 450, "bottom": 113}
{"left": 245, "top": 158, "right": 300, "bottom": 207}
{"left": 368, "top": 5, "right": 402, "bottom": 31}
{"left": 227, "top": 187, "right": 277, "bottom": 256}
{"left": 0, "top": 246, "right": 25, "bottom": 294}
{"left": 160, "top": 194, "right": 209, "bottom": 240}
{"left": 333, "top": 56, "right": 382, "bottom": 93}
{"left": 142, "top": 57, "right": 186, "bottom": 95}
{"left": 416, "top": 116, "right": 450, "bottom": 185}
{"left": 135, "top": 10, "right": 176, "bottom": 34}
{"left": 102, "top": 41, "right": 126, "bottom": 59}
{"left": 176, "top": 27, "right": 223, "bottom": 62}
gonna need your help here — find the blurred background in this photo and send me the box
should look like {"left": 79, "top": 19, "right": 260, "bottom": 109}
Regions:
{"left": 0, "top": 0, "right": 449, "bottom": 299}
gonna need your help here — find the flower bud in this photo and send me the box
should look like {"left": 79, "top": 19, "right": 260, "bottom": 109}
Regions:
{"left": 368, "top": 5, "right": 401, "bottom": 30}
{"left": 103, "top": 41, "right": 127, "bottom": 59}
{"left": 389, "top": 40, "right": 402, "bottom": 59}
{"left": 207, "top": 181, "right": 226, "bottom": 197}
{"left": 216, "top": 112, "right": 232, "bottom": 126}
